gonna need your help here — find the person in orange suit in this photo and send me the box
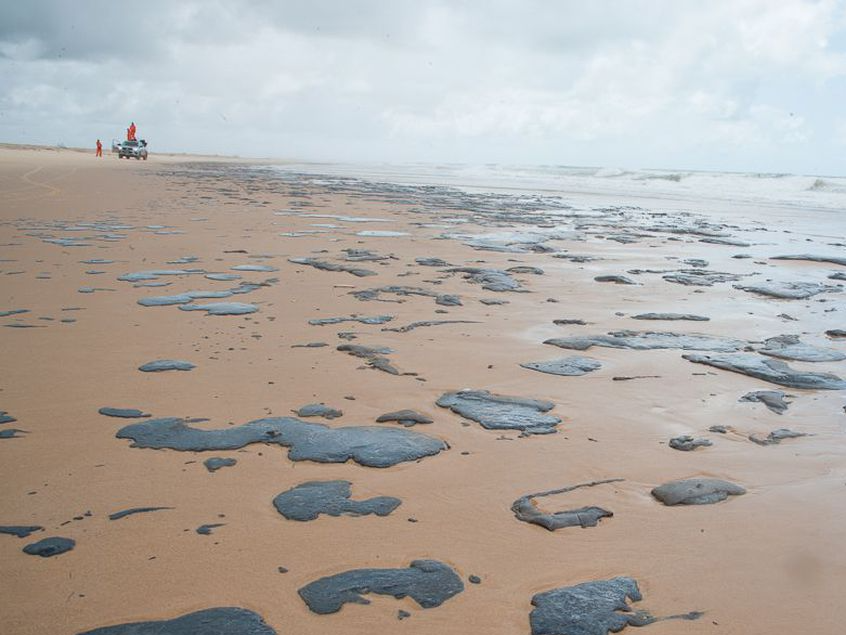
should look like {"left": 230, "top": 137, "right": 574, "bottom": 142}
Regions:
{"left": 95, "top": 139, "right": 102, "bottom": 157}
{"left": 128, "top": 122, "right": 136, "bottom": 141}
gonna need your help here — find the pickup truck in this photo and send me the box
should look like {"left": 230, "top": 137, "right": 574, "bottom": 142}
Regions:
{"left": 118, "top": 140, "right": 148, "bottom": 160}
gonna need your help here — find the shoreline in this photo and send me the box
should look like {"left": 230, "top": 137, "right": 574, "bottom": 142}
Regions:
{"left": 0, "top": 142, "right": 286, "bottom": 165}
{"left": 0, "top": 147, "right": 844, "bottom": 634}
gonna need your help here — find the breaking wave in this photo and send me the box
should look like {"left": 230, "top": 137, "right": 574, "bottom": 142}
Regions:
{"left": 633, "top": 172, "right": 686, "bottom": 182}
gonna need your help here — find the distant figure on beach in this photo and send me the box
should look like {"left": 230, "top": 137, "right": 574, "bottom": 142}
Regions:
{"left": 127, "top": 122, "right": 136, "bottom": 141}
{"left": 95, "top": 139, "right": 102, "bottom": 157}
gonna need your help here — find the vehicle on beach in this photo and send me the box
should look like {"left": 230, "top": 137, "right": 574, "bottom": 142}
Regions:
{"left": 118, "top": 139, "right": 148, "bottom": 160}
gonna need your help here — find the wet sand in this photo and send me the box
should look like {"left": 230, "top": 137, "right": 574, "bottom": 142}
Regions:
{"left": 1, "top": 146, "right": 844, "bottom": 634}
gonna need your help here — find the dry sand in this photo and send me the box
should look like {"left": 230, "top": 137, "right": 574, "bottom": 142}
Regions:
{"left": 0, "top": 145, "right": 844, "bottom": 634}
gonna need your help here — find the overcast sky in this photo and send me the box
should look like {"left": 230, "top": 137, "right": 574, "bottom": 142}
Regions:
{"left": 1, "top": 1, "right": 844, "bottom": 174}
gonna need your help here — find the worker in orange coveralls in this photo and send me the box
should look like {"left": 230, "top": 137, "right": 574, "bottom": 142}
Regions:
{"left": 95, "top": 139, "right": 102, "bottom": 157}
{"left": 128, "top": 122, "right": 136, "bottom": 141}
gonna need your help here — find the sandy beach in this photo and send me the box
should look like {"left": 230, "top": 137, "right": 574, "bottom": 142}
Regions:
{"left": 1, "top": 145, "right": 844, "bottom": 634}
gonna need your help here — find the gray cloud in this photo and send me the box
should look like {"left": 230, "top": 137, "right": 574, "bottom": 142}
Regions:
{"left": 0, "top": 1, "right": 171, "bottom": 61}
{"left": 1, "top": 0, "right": 844, "bottom": 174}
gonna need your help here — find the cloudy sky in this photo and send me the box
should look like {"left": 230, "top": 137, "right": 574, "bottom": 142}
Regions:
{"left": 1, "top": 1, "right": 844, "bottom": 174}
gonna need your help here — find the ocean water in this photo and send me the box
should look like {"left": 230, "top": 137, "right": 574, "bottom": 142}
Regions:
{"left": 273, "top": 162, "right": 846, "bottom": 234}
